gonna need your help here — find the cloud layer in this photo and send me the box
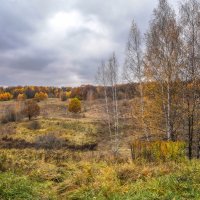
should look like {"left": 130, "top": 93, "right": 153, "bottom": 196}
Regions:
{"left": 0, "top": 0, "right": 178, "bottom": 86}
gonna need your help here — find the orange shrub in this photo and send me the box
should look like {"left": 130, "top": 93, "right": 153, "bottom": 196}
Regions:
{"left": 0, "top": 92, "right": 13, "bottom": 101}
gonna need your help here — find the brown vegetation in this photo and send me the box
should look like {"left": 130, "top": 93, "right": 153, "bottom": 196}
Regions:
{"left": 22, "top": 100, "right": 40, "bottom": 120}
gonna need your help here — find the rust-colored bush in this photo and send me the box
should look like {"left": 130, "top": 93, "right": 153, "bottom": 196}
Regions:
{"left": 22, "top": 100, "right": 40, "bottom": 120}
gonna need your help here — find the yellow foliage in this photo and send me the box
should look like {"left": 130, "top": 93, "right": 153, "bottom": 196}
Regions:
{"left": 0, "top": 92, "right": 13, "bottom": 101}
{"left": 68, "top": 98, "right": 81, "bottom": 113}
{"left": 94, "top": 166, "right": 121, "bottom": 193}
{"left": 130, "top": 140, "right": 186, "bottom": 162}
{"left": 34, "top": 92, "right": 48, "bottom": 101}
{"left": 66, "top": 91, "right": 71, "bottom": 98}
{"left": 17, "top": 93, "right": 27, "bottom": 101}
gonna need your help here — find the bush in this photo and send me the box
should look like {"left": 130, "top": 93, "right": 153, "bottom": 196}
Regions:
{"left": 17, "top": 93, "right": 27, "bottom": 101}
{"left": 68, "top": 98, "right": 81, "bottom": 113}
{"left": 1, "top": 110, "right": 16, "bottom": 124}
{"left": 66, "top": 91, "right": 71, "bottom": 98}
{"left": 34, "top": 92, "right": 48, "bottom": 102}
{"left": 0, "top": 92, "right": 13, "bottom": 101}
{"left": 60, "top": 91, "right": 71, "bottom": 101}
{"left": 35, "top": 133, "right": 65, "bottom": 149}
{"left": 61, "top": 93, "right": 67, "bottom": 101}
{"left": 27, "top": 121, "right": 41, "bottom": 130}
{"left": 67, "top": 142, "right": 98, "bottom": 151}
{"left": 129, "top": 140, "right": 186, "bottom": 162}
{"left": 0, "top": 106, "right": 22, "bottom": 124}
{"left": 22, "top": 100, "right": 40, "bottom": 120}
{"left": 0, "top": 125, "right": 16, "bottom": 135}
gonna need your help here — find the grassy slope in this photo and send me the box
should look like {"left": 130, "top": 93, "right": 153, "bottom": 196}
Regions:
{"left": 0, "top": 99, "right": 200, "bottom": 199}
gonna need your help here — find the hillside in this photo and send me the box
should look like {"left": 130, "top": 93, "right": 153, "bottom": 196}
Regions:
{"left": 0, "top": 98, "right": 200, "bottom": 199}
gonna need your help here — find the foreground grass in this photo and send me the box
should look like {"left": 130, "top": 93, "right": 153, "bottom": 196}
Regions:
{"left": 60, "top": 160, "right": 200, "bottom": 200}
{"left": 0, "top": 117, "right": 200, "bottom": 199}
{"left": 0, "top": 148, "right": 200, "bottom": 199}
{"left": 0, "top": 172, "right": 55, "bottom": 200}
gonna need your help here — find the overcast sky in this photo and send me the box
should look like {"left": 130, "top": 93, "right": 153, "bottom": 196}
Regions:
{"left": 0, "top": 0, "right": 179, "bottom": 86}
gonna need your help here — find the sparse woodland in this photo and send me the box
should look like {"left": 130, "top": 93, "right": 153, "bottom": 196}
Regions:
{"left": 0, "top": 0, "right": 200, "bottom": 199}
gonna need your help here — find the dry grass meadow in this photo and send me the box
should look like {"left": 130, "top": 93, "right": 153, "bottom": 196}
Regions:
{"left": 0, "top": 99, "right": 200, "bottom": 200}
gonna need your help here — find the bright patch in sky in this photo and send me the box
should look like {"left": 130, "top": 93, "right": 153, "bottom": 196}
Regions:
{"left": 0, "top": 0, "right": 179, "bottom": 86}
{"left": 48, "top": 11, "right": 108, "bottom": 37}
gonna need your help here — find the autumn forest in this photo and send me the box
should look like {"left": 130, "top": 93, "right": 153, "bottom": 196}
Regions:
{"left": 0, "top": 0, "right": 200, "bottom": 199}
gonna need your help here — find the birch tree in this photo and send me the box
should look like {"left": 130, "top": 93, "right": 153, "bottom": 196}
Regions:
{"left": 145, "top": 0, "right": 183, "bottom": 141}
{"left": 97, "top": 54, "right": 120, "bottom": 154}
{"left": 124, "top": 19, "right": 149, "bottom": 141}
{"left": 180, "top": 0, "right": 200, "bottom": 159}
{"left": 108, "top": 53, "right": 120, "bottom": 153}
{"left": 96, "top": 61, "right": 112, "bottom": 140}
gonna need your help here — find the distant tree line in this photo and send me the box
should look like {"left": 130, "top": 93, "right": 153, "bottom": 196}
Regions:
{"left": 0, "top": 84, "right": 138, "bottom": 102}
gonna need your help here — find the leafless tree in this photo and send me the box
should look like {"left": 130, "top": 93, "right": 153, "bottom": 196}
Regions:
{"left": 96, "top": 61, "right": 112, "bottom": 140}
{"left": 124, "top": 19, "right": 149, "bottom": 141}
{"left": 108, "top": 53, "right": 120, "bottom": 153}
{"left": 97, "top": 53, "right": 120, "bottom": 154}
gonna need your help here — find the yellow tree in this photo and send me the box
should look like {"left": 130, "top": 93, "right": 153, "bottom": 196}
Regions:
{"left": 68, "top": 98, "right": 81, "bottom": 113}
{"left": 34, "top": 92, "right": 48, "bottom": 102}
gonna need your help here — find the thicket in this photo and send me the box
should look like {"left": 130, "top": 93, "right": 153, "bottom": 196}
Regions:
{"left": 0, "top": 101, "right": 40, "bottom": 123}
{"left": 0, "top": 92, "right": 13, "bottom": 101}
{"left": 129, "top": 141, "right": 186, "bottom": 162}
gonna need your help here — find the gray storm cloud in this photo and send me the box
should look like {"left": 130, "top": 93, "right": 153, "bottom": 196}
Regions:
{"left": 0, "top": 0, "right": 178, "bottom": 86}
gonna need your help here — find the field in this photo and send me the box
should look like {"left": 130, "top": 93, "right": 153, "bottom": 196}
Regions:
{"left": 0, "top": 99, "right": 200, "bottom": 200}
